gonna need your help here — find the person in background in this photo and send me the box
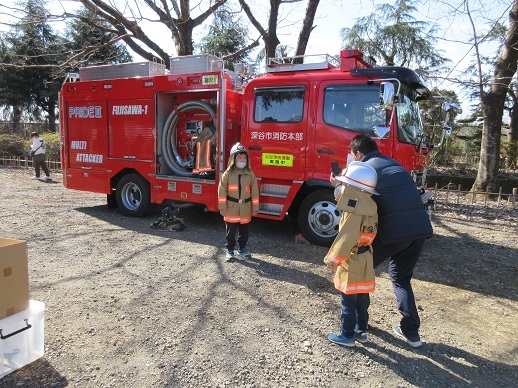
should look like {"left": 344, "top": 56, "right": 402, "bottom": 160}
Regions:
{"left": 30, "top": 132, "right": 51, "bottom": 181}
{"left": 218, "top": 143, "right": 259, "bottom": 262}
{"left": 326, "top": 162, "right": 379, "bottom": 348}
{"left": 338, "top": 134, "right": 433, "bottom": 348}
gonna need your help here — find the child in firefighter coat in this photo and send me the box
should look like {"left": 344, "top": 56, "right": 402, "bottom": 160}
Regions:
{"left": 218, "top": 143, "right": 259, "bottom": 261}
{"left": 325, "top": 161, "right": 378, "bottom": 347}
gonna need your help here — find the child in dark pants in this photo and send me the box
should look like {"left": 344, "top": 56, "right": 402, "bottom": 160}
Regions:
{"left": 218, "top": 143, "right": 259, "bottom": 262}
{"left": 325, "top": 162, "right": 378, "bottom": 347}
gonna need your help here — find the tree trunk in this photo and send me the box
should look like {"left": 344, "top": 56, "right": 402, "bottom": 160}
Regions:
{"left": 175, "top": 20, "right": 195, "bottom": 56}
{"left": 294, "top": 0, "right": 320, "bottom": 61}
{"left": 472, "top": 1, "right": 518, "bottom": 192}
{"left": 48, "top": 100, "right": 57, "bottom": 133}
{"left": 264, "top": 0, "right": 281, "bottom": 61}
{"left": 507, "top": 89, "right": 518, "bottom": 169}
{"left": 12, "top": 106, "right": 22, "bottom": 133}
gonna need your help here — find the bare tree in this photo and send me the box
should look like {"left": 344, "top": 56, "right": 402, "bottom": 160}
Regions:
{"left": 74, "top": 0, "right": 228, "bottom": 65}
{"left": 294, "top": 0, "right": 320, "bottom": 57}
{"left": 237, "top": 0, "right": 321, "bottom": 63}
{"left": 472, "top": 0, "right": 518, "bottom": 192}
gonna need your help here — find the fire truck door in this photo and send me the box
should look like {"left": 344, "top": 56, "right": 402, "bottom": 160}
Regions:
{"left": 313, "top": 83, "right": 385, "bottom": 179}
{"left": 244, "top": 86, "right": 307, "bottom": 180}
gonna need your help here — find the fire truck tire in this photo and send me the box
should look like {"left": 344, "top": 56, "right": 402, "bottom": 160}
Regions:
{"left": 298, "top": 189, "right": 341, "bottom": 247}
{"left": 115, "top": 174, "right": 152, "bottom": 217}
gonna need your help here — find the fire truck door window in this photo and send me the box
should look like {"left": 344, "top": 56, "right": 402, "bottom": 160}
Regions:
{"left": 323, "top": 85, "right": 384, "bottom": 136}
{"left": 395, "top": 95, "right": 423, "bottom": 145}
{"left": 254, "top": 87, "right": 305, "bottom": 123}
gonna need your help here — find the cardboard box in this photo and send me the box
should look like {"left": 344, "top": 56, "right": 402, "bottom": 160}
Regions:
{"left": 0, "top": 300, "right": 45, "bottom": 378}
{"left": 0, "top": 239, "right": 30, "bottom": 319}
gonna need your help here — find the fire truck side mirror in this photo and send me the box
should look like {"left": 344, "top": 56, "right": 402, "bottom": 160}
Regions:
{"left": 442, "top": 102, "right": 462, "bottom": 115}
{"left": 379, "top": 82, "right": 395, "bottom": 110}
{"left": 441, "top": 101, "right": 462, "bottom": 138}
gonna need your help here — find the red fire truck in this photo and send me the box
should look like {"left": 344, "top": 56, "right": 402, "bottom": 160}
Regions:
{"left": 60, "top": 50, "right": 436, "bottom": 246}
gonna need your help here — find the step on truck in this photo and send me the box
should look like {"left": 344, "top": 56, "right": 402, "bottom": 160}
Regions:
{"left": 60, "top": 50, "right": 439, "bottom": 246}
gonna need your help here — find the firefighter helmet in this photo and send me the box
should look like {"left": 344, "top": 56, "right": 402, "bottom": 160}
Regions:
{"left": 230, "top": 142, "right": 248, "bottom": 157}
{"left": 337, "top": 161, "right": 379, "bottom": 195}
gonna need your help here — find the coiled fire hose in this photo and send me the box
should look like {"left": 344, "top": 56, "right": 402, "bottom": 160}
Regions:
{"left": 161, "top": 100, "right": 216, "bottom": 177}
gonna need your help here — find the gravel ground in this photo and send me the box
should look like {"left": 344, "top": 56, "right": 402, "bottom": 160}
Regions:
{"left": 0, "top": 167, "right": 517, "bottom": 387}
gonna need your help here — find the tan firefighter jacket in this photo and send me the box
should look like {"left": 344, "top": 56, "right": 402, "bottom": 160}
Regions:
{"left": 324, "top": 184, "right": 378, "bottom": 294}
{"left": 218, "top": 148, "right": 259, "bottom": 224}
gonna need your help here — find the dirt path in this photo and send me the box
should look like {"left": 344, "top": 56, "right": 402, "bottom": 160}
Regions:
{"left": 0, "top": 167, "right": 516, "bottom": 387}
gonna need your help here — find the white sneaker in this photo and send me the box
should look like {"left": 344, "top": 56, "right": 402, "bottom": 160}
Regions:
{"left": 30, "top": 176, "right": 39, "bottom": 180}
{"left": 393, "top": 325, "right": 422, "bottom": 348}
{"left": 44, "top": 176, "right": 51, "bottom": 181}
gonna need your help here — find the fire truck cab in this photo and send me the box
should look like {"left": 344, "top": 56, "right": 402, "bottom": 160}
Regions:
{"left": 60, "top": 50, "right": 432, "bottom": 246}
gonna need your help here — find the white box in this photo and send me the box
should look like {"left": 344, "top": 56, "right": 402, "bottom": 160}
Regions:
{"left": 0, "top": 300, "right": 45, "bottom": 379}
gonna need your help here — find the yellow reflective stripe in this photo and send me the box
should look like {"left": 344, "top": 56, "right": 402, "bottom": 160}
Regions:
{"left": 224, "top": 215, "right": 241, "bottom": 222}
{"left": 359, "top": 233, "right": 375, "bottom": 244}
{"left": 240, "top": 216, "right": 251, "bottom": 223}
{"left": 224, "top": 215, "right": 252, "bottom": 224}
{"left": 334, "top": 279, "right": 375, "bottom": 294}
{"left": 325, "top": 250, "right": 348, "bottom": 265}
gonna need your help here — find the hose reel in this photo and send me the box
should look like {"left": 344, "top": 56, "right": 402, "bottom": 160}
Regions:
{"left": 161, "top": 100, "right": 216, "bottom": 177}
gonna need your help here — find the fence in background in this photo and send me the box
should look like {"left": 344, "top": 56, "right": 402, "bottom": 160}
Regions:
{"left": 429, "top": 183, "right": 516, "bottom": 209}
{"left": 0, "top": 155, "right": 61, "bottom": 173}
{"left": 1, "top": 155, "right": 516, "bottom": 209}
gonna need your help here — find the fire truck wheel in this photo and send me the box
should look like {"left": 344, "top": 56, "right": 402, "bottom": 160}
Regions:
{"left": 115, "top": 174, "right": 152, "bottom": 217}
{"left": 298, "top": 189, "right": 341, "bottom": 247}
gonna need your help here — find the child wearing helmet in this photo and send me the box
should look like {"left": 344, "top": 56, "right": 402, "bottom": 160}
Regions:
{"left": 218, "top": 143, "right": 259, "bottom": 261}
{"left": 325, "top": 161, "right": 378, "bottom": 347}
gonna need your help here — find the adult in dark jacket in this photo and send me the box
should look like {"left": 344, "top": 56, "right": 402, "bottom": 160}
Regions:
{"left": 348, "top": 134, "right": 432, "bottom": 347}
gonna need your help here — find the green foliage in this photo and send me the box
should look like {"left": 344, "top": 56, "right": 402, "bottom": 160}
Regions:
{"left": 420, "top": 88, "right": 461, "bottom": 146}
{"left": 197, "top": 6, "right": 250, "bottom": 69}
{"left": 0, "top": 1, "right": 133, "bottom": 134}
{"left": 28, "top": 132, "right": 61, "bottom": 159}
{"left": 0, "top": 0, "right": 65, "bottom": 130}
{"left": 340, "top": 0, "right": 448, "bottom": 80}
{"left": 0, "top": 132, "right": 60, "bottom": 159}
{"left": 0, "top": 134, "right": 26, "bottom": 156}
{"left": 64, "top": 8, "right": 132, "bottom": 67}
